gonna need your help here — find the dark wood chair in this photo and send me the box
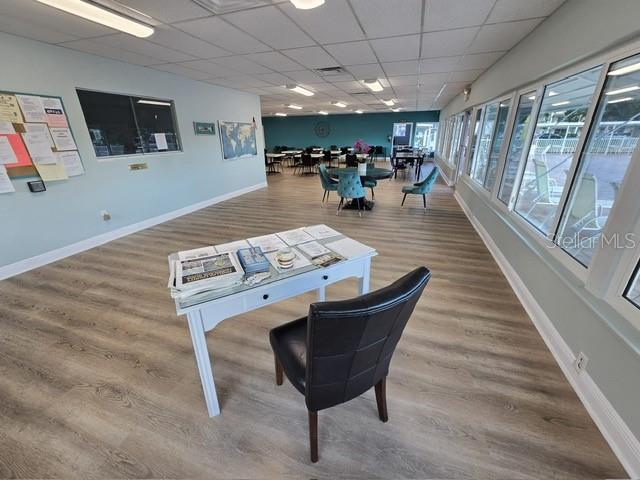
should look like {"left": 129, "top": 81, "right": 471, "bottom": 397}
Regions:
{"left": 269, "top": 267, "right": 431, "bottom": 462}
{"left": 345, "top": 153, "right": 358, "bottom": 167}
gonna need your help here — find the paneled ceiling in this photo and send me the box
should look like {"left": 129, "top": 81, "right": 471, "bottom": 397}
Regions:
{"left": 0, "top": 0, "right": 566, "bottom": 116}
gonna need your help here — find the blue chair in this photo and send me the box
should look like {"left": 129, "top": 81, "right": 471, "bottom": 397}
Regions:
{"left": 401, "top": 167, "right": 439, "bottom": 211}
{"left": 318, "top": 164, "right": 338, "bottom": 204}
{"left": 337, "top": 171, "right": 366, "bottom": 217}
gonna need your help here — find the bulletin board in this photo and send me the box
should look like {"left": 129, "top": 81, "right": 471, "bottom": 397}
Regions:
{"left": 0, "top": 91, "right": 84, "bottom": 184}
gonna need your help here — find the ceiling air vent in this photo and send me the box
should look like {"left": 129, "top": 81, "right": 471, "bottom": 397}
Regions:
{"left": 314, "top": 66, "right": 345, "bottom": 76}
{"left": 193, "top": 0, "right": 272, "bottom": 14}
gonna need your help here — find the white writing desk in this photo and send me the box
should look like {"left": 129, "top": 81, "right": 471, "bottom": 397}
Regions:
{"left": 170, "top": 232, "right": 376, "bottom": 417}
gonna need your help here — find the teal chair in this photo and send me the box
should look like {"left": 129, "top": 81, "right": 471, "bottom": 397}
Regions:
{"left": 363, "top": 163, "right": 377, "bottom": 198}
{"left": 401, "top": 167, "right": 439, "bottom": 211}
{"left": 318, "top": 164, "right": 338, "bottom": 204}
{"left": 337, "top": 171, "right": 366, "bottom": 217}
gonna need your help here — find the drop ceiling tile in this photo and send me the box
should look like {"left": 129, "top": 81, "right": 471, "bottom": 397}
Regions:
{"left": 254, "top": 72, "right": 292, "bottom": 85}
{"left": 370, "top": 35, "right": 420, "bottom": 62}
{"left": 59, "top": 39, "right": 161, "bottom": 66}
{"left": 284, "top": 70, "right": 325, "bottom": 83}
{"left": 423, "top": 0, "right": 494, "bottom": 31}
{"left": 151, "top": 63, "right": 212, "bottom": 80}
{"left": 419, "top": 56, "right": 463, "bottom": 73}
{"left": 447, "top": 68, "right": 485, "bottom": 82}
{"left": 148, "top": 25, "right": 231, "bottom": 59}
{"left": 114, "top": 0, "right": 212, "bottom": 23}
{"left": 244, "top": 51, "right": 304, "bottom": 72}
{"left": 178, "top": 59, "right": 238, "bottom": 77}
{"left": 382, "top": 60, "right": 419, "bottom": 76}
{"left": 345, "top": 63, "right": 386, "bottom": 78}
{"left": 223, "top": 5, "right": 314, "bottom": 49}
{"left": 0, "top": 13, "right": 78, "bottom": 44}
{"left": 388, "top": 75, "right": 419, "bottom": 87}
{"left": 419, "top": 72, "right": 449, "bottom": 87}
{"left": 175, "top": 16, "right": 271, "bottom": 54}
{"left": 351, "top": 0, "right": 421, "bottom": 38}
{"left": 488, "top": 0, "right": 566, "bottom": 23}
{"left": 281, "top": 47, "right": 338, "bottom": 69}
{"left": 331, "top": 81, "right": 367, "bottom": 93}
{"left": 458, "top": 51, "right": 505, "bottom": 70}
{"left": 421, "top": 27, "right": 479, "bottom": 58}
{"left": 317, "top": 73, "right": 355, "bottom": 82}
{"left": 468, "top": 18, "right": 543, "bottom": 53}
{"left": 279, "top": 0, "right": 364, "bottom": 44}
{"left": 222, "top": 75, "right": 272, "bottom": 87}
{"left": 212, "top": 56, "right": 272, "bottom": 74}
{"left": 96, "top": 34, "right": 196, "bottom": 63}
{"left": 324, "top": 42, "right": 378, "bottom": 66}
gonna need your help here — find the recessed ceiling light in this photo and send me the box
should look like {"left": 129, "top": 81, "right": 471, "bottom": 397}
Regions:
{"left": 287, "top": 104, "right": 303, "bottom": 110}
{"left": 608, "top": 62, "right": 640, "bottom": 76}
{"left": 36, "top": 0, "right": 154, "bottom": 38}
{"left": 605, "top": 85, "right": 640, "bottom": 96}
{"left": 318, "top": 111, "right": 328, "bottom": 115}
{"left": 362, "top": 79, "right": 384, "bottom": 92}
{"left": 355, "top": 110, "right": 364, "bottom": 114}
{"left": 286, "top": 84, "right": 314, "bottom": 96}
{"left": 552, "top": 101, "right": 570, "bottom": 107}
{"left": 607, "top": 96, "right": 633, "bottom": 104}
{"left": 290, "top": 0, "right": 325, "bottom": 9}
{"left": 137, "top": 99, "right": 171, "bottom": 106}
{"left": 332, "top": 101, "right": 347, "bottom": 108}
{"left": 275, "top": 113, "right": 287, "bottom": 117}
{"left": 382, "top": 99, "right": 395, "bottom": 106}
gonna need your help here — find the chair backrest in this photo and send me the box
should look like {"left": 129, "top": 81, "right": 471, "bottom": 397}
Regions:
{"left": 323, "top": 150, "right": 331, "bottom": 161}
{"left": 337, "top": 171, "right": 365, "bottom": 198}
{"left": 302, "top": 152, "right": 313, "bottom": 166}
{"left": 415, "top": 167, "right": 440, "bottom": 193}
{"left": 374, "top": 145, "right": 383, "bottom": 154}
{"left": 318, "top": 164, "right": 333, "bottom": 189}
{"left": 305, "top": 267, "right": 431, "bottom": 411}
{"left": 345, "top": 153, "right": 358, "bottom": 167}
{"left": 330, "top": 145, "right": 337, "bottom": 150}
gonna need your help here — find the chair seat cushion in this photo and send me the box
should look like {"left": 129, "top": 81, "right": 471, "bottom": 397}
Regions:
{"left": 402, "top": 186, "right": 417, "bottom": 194}
{"left": 269, "top": 317, "right": 308, "bottom": 394}
{"left": 363, "top": 179, "right": 377, "bottom": 188}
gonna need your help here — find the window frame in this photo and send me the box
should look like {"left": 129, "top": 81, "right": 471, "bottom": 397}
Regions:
{"left": 76, "top": 87, "right": 183, "bottom": 161}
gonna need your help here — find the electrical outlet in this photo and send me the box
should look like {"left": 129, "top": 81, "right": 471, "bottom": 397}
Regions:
{"left": 574, "top": 351, "right": 588, "bottom": 373}
{"left": 100, "top": 210, "right": 111, "bottom": 221}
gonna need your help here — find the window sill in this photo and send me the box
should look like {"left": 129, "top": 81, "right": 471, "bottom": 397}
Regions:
{"left": 95, "top": 150, "right": 184, "bottom": 163}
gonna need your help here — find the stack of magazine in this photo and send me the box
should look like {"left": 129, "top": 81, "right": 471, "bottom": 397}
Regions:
{"left": 168, "top": 251, "right": 245, "bottom": 300}
{"left": 237, "top": 247, "right": 271, "bottom": 274}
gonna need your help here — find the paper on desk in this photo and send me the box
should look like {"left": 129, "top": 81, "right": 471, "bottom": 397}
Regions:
{"left": 215, "top": 239, "right": 250, "bottom": 254}
{"left": 248, "top": 234, "right": 288, "bottom": 253}
{"left": 57, "top": 151, "right": 84, "bottom": 177}
{"left": 297, "top": 241, "right": 331, "bottom": 259}
{"left": 178, "top": 245, "right": 217, "bottom": 261}
{"left": 0, "top": 165, "right": 15, "bottom": 193}
{"left": 277, "top": 227, "right": 314, "bottom": 246}
{"left": 0, "top": 137, "right": 17, "bottom": 164}
{"left": 304, "top": 224, "right": 341, "bottom": 240}
{"left": 265, "top": 247, "right": 311, "bottom": 273}
{"left": 325, "top": 238, "right": 375, "bottom": 259}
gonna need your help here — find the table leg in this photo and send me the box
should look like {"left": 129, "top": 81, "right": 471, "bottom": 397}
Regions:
{"left": 187, "top": 310, "right": 220, "bottom": 417}
{"left": 359, "top": 257, "right": 371, "bottom": 295}
{"left": 317, "top": 286, "right": 326, "bottom": 302}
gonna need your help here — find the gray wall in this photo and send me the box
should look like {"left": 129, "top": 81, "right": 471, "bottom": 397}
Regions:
{"left": 0, "top": 32, "right": 266, "bottom": 267}
{"left": 441, "top": 0, "right": 640, "bottom": 437}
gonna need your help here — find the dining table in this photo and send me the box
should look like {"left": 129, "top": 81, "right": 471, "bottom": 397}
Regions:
{"left": 328, "top": 165, "right": 393, "bottom": 211}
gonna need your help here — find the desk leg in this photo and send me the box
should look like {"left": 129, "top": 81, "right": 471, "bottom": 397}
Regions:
{"left": 187, "top": 310, "right": 220, "bottom": 417}
{"left": 317, "top": 286, "right": 326, "bottom": 302}
{"left": 359, "top": 258, "right": 371, "bottom": 295}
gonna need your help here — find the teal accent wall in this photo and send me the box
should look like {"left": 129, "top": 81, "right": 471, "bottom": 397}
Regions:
{"left": 262, "top": 111, "right": 439, "bottom": 151}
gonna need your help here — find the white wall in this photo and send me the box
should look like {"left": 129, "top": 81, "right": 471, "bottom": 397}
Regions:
{"left": 0, "top": 32, "right": 266, "bottom": 269}
{"left": 438, "top": 0, "right": 640, "bottom": 472}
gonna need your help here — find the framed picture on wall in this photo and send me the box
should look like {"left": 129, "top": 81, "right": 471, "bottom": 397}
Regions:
{"left": 218, "top": 121, "right": 257, "bottom": 161}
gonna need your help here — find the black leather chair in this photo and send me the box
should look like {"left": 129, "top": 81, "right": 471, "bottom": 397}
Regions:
{"left": 269, "top": 267, "right": 431, "bottom": 462}
{"left": 345, "top": 153, "right": 358, "bottom": 167}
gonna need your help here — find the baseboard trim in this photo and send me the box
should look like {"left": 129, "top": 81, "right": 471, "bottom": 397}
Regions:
{"left": 0, "top": 182, "right": 268, "bottom": 281}
{"left": 454, "top": 190, "right": 640, "bottom": 478}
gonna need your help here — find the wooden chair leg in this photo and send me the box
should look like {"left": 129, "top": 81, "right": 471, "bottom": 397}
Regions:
{"left": 309, "top": 410, "right": 318, "bottom": 463}
{"left": 401, "top": 193, "right": 407, "bottom": 206}
{"left": 274, "top": 356, "right": 283, "bottom": 386}
{"left": 375, "top": 377, "right": 388, "bottom": 422}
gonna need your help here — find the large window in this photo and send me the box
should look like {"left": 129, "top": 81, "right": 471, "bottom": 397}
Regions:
{"left": 471, "top": 103, "right": 498, "bottom": 183}
{"left": 514, "top": 66, "right": 602, "bottom": 235}
{"left": 414, "top": 122, "right": 438, "bottom": 151}
{"left": 467, "top": 108, "right": 483, "bottom": 175}
{"left": 556, "top": 54, "right": 640, "bottom": 266}
{"left": 498, "top": 92, "right": 537, "bottom": 204}
{"left": 484, "top": 101, "right": 511, "bottom": 191}
{"left": 77, "top": 90, "right": 180, "bottom": 158}
{"left": 624, "top": 263, "right": 640, "bottom": 309}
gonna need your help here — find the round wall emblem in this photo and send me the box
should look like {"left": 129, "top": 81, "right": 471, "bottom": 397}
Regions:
{"left": 315, "top": 121, "right": 330, "bottom": 137}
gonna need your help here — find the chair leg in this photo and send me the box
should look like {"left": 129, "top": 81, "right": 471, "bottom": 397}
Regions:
{"left": 275, "top": 356, "right": 283, "bottom": 386}
{"left": 356, "top": 197, "right": 362, "bottom": 217}
{"left": 375, "top": 377, "right": 388, "bottom": 422}
{"left": 422, "top": 194, "right": 427, "bottom": 210}
{"left": 337, "top": 197, "right": 344, "bottom": 215}
{"left": 322, "top": 190, "right": 327, "bottom": 204}
{"left": 309, "top": 410, "right": 318, "bottom": 463}
{"left": 370, "top": 188, "right": 375, "bottom": 199}
{"left": 401, "top": 193, "right": 407, "bottom": 206}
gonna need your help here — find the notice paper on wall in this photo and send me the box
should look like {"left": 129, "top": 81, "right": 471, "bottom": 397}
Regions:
{"left": 0, "top": 120, "right": 15, "bottom": 135}
{"left": 35, "top": 163, "right": 68, "bottom": 182}
{"left": 42, "top": 97, "right": 68, "bottom": 128}
{"left": 1, "top": 133, "right": 32, "bottom": 168}
{"left": 16, "top": 94, "right": 47, "bottom": 123}
{"left": 0, "top": 165, "right": 15, "bottom": 193}
{"left": 0, "top": 137, "right": 18, "bottom": 164}
{"left": 24, "top": 123, "right": 55, "bottom": 148}
{"left": 56, "top": 151, "right": 84, "bottom": 177}
{"left": 0, "top": 93, "right": 23, "bottom": 123}
{"left": 49, "top": 127, "right": 77, "bottom": 151}
{"left": 154, "top": 133, "right": 168, "bottom": 151}
{"left": 22, "top": 131, "right": 56, "bottom": 164}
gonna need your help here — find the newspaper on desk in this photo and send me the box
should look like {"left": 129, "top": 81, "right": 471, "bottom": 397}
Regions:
{"left": 169, "top": 251, "right": 245, "bottom": 300}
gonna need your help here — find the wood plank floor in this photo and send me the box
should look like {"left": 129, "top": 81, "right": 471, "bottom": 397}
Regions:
{"left": 0, "top": 163, "right": 626, "bottom": 479}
